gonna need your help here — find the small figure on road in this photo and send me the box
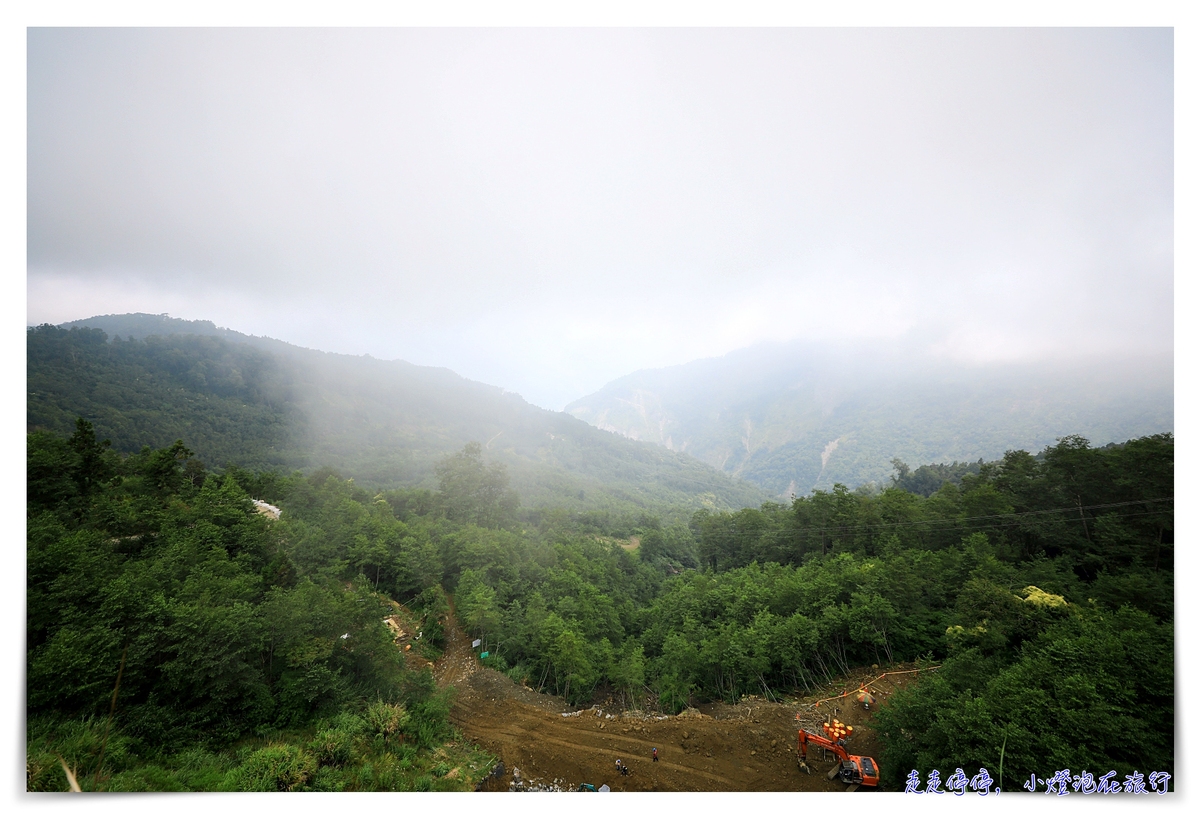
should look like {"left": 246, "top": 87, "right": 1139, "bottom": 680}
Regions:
{"left": 652, "top": 747, "right": 659, "bottom": 762}
{"left": 615, "top": 758, "right": 622, "bottom": 773}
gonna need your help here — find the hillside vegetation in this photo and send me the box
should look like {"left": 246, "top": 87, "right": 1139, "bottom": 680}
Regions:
{"left": 565, "top": 340, "right": 1173, "bottom": 497}
{"left": 27, "top": 421, "right": 495, "bottom": 791}
{"left": 27, "top": 315, "right": 1173, "bottom": 792}
{"left": 28, "top": 420, "right": 1173, "bottom": 791}
{"left": 30, "top": 317, "right": 768, "bottom": 515}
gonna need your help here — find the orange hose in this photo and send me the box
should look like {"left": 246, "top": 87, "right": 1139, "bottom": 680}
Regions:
{"left": 805, "top": 666, "right": 942, "bottom": 711}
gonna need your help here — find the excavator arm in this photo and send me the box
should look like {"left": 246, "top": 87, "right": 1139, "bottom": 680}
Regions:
{"left": 797, "top": 729, "right": 849, "bottom": 763}
{"left": 797, "top": 728, "right": 880, "bottom": 789}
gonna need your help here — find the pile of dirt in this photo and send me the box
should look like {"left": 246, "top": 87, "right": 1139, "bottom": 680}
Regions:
{"left": 431, "top": 610, "right": 922, "bottom": 792}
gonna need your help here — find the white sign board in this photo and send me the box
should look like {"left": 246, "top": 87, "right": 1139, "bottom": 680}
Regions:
{"left": 472, "top": 639, "right": 482, "bottom": 648}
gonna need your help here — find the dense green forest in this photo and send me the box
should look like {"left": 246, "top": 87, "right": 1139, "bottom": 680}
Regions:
{"left": 566, "top": 339, "right": 1173, "bottom": 496}
{"left": 29, "top": 319, "right": 768, "bottom": 514}
{"left": 26, "top": 420, "right": 489, "bottom": 791}
{"left": 28, "top": 416, "right": 1173, "bottom": 791}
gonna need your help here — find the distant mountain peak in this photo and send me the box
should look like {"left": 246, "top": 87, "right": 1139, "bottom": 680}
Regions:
{"left": 567, "top": 343, "right": 1172, "bottom": 497}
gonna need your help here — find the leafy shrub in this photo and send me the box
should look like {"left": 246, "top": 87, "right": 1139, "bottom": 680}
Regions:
{"left": 365, "top": 701, "right": 408, "bottom": 745}
{"left": 225, "top": 744, "right": 318, "bottom": 791}
{"left": 405, "top": 689, "right": 453, "bottom": 749}
{"left": 372, "top": 753, "right": 403, "bottom": 791}
{"left": 504, "top": 663, "right": 531, "bottom": 686}
{"left": 307, "top": 765, "right": 347, "bottom": 791}
{"left": 328, "top": 710, "right": 367, "bottom": 736}
{"left": 309, "top": 727, "right": 355, "bottom": 767}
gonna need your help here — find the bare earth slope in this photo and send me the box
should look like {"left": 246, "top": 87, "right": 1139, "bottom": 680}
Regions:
{"left": 434, "top": 611, "right": 908, "bottom": 792}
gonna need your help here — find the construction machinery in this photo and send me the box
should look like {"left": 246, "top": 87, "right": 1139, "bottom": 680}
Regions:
{"left": 797, "top": 718, "right": 880, "bottom": 790}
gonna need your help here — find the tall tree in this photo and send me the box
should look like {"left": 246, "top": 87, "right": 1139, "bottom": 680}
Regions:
{"left": 434, "top": 443, "right": 519, "bottom": 529}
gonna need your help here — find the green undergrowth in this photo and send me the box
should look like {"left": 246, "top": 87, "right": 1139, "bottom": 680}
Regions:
{"left": 27, "top": 701, "right": 497, "bottom": 792}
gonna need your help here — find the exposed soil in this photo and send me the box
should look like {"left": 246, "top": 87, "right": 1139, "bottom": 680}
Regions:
{"left": 432, "top": 608, "right": 924, "bottom": 792}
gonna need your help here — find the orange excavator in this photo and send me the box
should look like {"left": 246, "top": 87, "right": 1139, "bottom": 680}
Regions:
{"left": 797, "top": 718, "right": 880, "bottom": 790}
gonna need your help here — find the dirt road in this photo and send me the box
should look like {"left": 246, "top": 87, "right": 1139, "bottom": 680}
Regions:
{"left": 433, "top": 611, "right": 906, "bottom": 792}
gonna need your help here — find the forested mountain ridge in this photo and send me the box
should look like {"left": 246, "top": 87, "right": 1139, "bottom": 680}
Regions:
{"left": 29, "top": 316, "right": 768, "bottom": 513}
{"left": 565, "top": 340, "right": 1173, "bottom": 497}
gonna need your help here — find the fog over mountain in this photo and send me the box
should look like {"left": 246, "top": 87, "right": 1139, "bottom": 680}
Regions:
{"left": 32, "top": 313, "right": 770, "bottom": 513}
{"left": 38, "top": 312, "right": 1172, "bottom": 504}
{"left": 27, "top": 28, "right": 1172, "bottom": 411}
{"left": 566, "top": 338, "right": 1173, "bottom": 496}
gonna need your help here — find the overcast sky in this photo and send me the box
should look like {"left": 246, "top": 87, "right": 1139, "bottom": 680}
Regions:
{"left": 27, "top": 27, "right": 1173, "bottom": 410}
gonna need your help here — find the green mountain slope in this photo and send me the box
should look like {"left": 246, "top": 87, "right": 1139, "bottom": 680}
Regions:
{"left": 565, "top": 341, "right": 1173, "bottom": 497}
{"left": 30, "top": 316, "right": 769, "bottom": 512}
